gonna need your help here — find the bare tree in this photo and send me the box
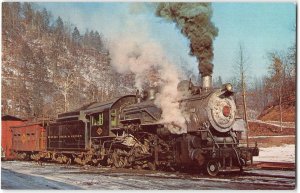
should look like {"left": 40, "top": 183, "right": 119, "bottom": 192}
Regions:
{"left": 234, "top": 43, "right": 250, "bottom": 147}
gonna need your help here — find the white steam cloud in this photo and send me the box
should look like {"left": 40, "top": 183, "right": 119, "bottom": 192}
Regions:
{"left": 109, "top": 34, "right": 163, "bottom": 90}
{"left": 154, "top": 63, "right": 187, "bottom": 134}
{"left": 109, "top": 12, "right": 188, "bottom": 134}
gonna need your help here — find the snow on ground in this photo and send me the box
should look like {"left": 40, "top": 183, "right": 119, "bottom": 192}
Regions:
{"left": 253, "top": 144, "right": 295, "bottom": 163}
{"left": 1, "top": 161, "right": 295, "bottom": 190}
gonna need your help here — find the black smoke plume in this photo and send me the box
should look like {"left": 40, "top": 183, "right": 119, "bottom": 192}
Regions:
{"left": 156, "top": 3, "right": 218, "bottom": 76}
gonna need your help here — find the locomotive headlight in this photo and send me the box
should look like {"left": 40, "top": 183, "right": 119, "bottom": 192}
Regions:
{"left": 225, "top": 84, "right": 232, "bottom": 92}
{"left": 222, "top": 106, "right": 231, "bottom": 117}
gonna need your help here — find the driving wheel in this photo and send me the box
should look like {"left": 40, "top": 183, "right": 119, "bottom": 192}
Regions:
{"left": 206, "top": 160, "right": 220, "bottom": 176}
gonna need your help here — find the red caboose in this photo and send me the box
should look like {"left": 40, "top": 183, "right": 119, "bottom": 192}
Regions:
{"left": 11, "top": 122, "right": 46, "bottom": 159}
{"left": 1, "top": 115, "right": 25, "bottom": 159}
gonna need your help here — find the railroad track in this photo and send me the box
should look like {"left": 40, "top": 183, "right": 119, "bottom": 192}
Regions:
{"left": 73, "top": 166, "right": 295, "bottom": 189}
{"left": 252, "top": 161, "right": 295, "bottom": 170}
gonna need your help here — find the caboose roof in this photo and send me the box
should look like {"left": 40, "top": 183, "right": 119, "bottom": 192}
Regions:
{"left": 1, "top": 115, "right": 24, "bottom": 121}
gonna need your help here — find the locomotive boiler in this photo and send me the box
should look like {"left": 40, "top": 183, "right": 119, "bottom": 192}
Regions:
{"left": 9, "top": 76, "right": 258, "bottom": 176}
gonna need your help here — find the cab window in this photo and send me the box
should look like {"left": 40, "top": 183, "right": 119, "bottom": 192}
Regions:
{"left": 91, "top": 113, "right": 104, "bottom": 126}
{"left": 111, "top": 109, "right": 117, "bottom": 127}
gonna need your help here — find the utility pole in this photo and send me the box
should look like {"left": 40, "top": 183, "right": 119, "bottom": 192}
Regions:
{"left": 279, "top": 80, "right": 283, "bottom": 132}
{"left": 241, "top": 71, "right": 249, "bottom": 147}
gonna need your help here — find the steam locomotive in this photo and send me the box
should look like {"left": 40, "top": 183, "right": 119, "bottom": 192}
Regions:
{"left": 10, "top": 76, "right": 258, "bottom": 176}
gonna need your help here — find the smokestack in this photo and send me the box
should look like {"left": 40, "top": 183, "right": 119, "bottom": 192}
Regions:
{"left": 202, "top": 75, "right": 212, "bottom": 89}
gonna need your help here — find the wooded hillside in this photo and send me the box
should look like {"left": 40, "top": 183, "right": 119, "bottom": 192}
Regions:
{"left": 2, "top": 2, "right": 135, "bottom": 119}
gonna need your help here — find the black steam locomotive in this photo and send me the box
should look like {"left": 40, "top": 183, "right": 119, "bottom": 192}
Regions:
{"left": 36, "top": 76, "right": 258, "bottom": 176}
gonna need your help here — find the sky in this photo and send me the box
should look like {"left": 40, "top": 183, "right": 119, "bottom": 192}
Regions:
{"left": 35, "top": 2, "right": 296, "bottom": 83}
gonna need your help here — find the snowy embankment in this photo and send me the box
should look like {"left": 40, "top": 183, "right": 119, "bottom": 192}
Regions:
{"left": 249, "top": 135, "right": 295, "bottom": 139}
{"left": 253, "top": 144, "right": 295, "bottom": 163}
{"left": 249, "top": 120, "right": 295, "bottom": 129}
